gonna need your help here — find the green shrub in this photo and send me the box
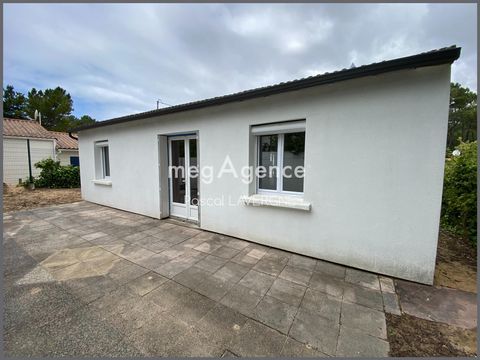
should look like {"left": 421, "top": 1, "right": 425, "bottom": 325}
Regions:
{"left": 33, "top": 158, "right": 80, "bottom": 188}
{"left": 441, "top": 140, "right": 477, "bottom": 245}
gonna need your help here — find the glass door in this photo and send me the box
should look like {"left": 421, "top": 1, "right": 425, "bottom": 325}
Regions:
{"left": 168, "top": 135, "right": 199, "bottom": 221}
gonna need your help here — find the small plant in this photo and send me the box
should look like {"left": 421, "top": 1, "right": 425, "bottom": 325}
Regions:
{"left": 441, "top": 139, "right": 477, "bottom": 245}
{"left": 33, "top": 158, "right": 80, "bottom": 188}
{"left": 18, "top": 177, "right": 35, "bottom": 189}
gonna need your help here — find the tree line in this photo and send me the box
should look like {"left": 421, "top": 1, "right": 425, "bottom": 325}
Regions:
{"left": 447, "top": 83, "right": 477, "bottom": 150}
{"left": 3, "top": 85, "right": 96, "bottom": 131}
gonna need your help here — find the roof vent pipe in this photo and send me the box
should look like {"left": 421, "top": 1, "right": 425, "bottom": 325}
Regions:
{"left": 34, "top": 110, "right": 42, "bottom": 125}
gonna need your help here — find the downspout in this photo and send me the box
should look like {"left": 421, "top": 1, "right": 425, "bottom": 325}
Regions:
{"left": 53, "top": 138, "right": 57, "bottom": 161}
{"left": 26, "top": 139, "right": 33, "bottom": 183}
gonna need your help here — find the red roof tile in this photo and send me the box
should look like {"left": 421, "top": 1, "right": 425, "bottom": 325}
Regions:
{"left": 3, "top": 118, "right": 55, "bottom": 139}
{"left": 49, "top": 131, "right": 78, "bottom": 150}
{"left": 3, "top": 118, "right": 78, "bottom": 150}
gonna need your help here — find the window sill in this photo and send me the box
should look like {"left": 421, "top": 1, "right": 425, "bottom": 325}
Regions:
{"left": 92, "top": 179, "right": 112, "bottom": 186}
{"left": 240, "top": 194, "right": 311, "bottom": 211}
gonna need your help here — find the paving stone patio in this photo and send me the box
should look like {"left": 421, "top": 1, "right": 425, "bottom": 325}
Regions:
{"left": 3, "top": 201, "right": 400, "bottom": 357}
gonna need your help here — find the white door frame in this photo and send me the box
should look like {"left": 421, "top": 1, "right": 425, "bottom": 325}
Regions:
{"left": 168, "top": 134, "right": 199, "bottom": 222}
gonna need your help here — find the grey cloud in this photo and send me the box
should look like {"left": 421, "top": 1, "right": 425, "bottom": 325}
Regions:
{"left": 3, "top": 3, "right": 476, "bottom": 121}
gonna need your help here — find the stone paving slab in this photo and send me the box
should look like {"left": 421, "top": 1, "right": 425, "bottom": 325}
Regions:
{"left": 267, "top": 277, "right": 306, "bottom": 307}
{"left": 337, "top": 326, "right": 390, "bottom": 357}
{"left": 289, "top": 307, "right": 339, "bottom": 355}
{"left": 300, "top": 288, "right": 342, "bottom": 322}
{"left": 252, "top": 295, "right": 298, "bottom": 334}
{"left": 278, "top": 264, "right": 313, "bottom": 286}
{"left": 341, "top": 302, "right": 387, "bottom": 339}
{"left": 396, "top": 279, "right": 477, "bottom": 329}
{"left": 3, "top": 201, "right": 393, "bottom": 357}
{"left": 229, "top": 319, "right": 286, "bottom": 357}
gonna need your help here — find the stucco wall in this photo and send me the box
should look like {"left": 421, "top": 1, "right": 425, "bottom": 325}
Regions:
{"left": 56, "top": 150, "right": 79, "bottom": 166}
{"left": 79, "top": 64, "right": 451, "bottom": 284}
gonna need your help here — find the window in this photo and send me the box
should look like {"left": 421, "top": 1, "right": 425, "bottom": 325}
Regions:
{"left": 253, "top": 121, "right": 305, "bottom": 195}
{"left": 101, "top": 146, "right": 110, "bottom": 177}
{"left": 94, "top": 141, "right": 110, "bottom": 180}
{"left": 70, "top": 156, "right": 80, "bottom": 167}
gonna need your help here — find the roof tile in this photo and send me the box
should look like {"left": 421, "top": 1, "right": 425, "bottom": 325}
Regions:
{"left": 3, "top": 118, "right": 54, "bottom": 139}
{"left": 49, "top": 131, "right": 78, "bottom": 150}
{"left": 3, "top": 118, "right": 78, "bottom": 150}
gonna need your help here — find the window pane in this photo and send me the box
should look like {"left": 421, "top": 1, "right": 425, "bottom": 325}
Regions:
{"left": 170, "top": 140, "right": 185, "bottom": 203}
{"left": 189, "top": 139, "right": 198, "bottom": 206}
{"left": 258, "top": 134, "right": 278, "bottom": 190}
{"left": 102, "top": 146, "right": 110, "bottom": 177}
{"left": 70, "top": 156, "right": 79, "bottom": 167}
{"left": 282, "top": 132, "right": 305, "bottom": 192}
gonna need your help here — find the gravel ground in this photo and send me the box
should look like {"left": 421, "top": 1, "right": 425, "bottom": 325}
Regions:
{"left": 387, "top": 313, "right": 476, "bottom": 356}
{"left": 3, "top": 185, "right": 82, "bottom": 213}
{"left": 434, "top": 229, "right": 477, "bottom": 293}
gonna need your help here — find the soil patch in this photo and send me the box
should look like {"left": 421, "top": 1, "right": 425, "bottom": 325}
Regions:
{"left": 435, "top": 229, "right": 477, "bottom": 293}
{"left": 386, "top": 313, "right": 477, "bottom": 356}
{"left": 3, "top": 185, "right": 82, "bottom": 212}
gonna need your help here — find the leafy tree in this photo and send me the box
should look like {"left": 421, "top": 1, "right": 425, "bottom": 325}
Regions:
{"left": 447, "top": 83, "right": 477, "bottom": 150}
{"left": 3, "top": 85, "right": 28, "bottom": 118}
{"left": 26, "top": 87, "right": 74, "bottom": 130}
{"left": 55, "top": 114, "right": 97, "bottom": 131}
{"left": 4, "top": 84, "right": 97, "bottom": 130}
{"left": 54, "top": 115, "right": 77, "bottom": 132}
{"left": 76, "top": 115, "right": 96, "bottom": 128}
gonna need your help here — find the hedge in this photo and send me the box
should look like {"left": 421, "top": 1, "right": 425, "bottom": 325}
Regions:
{"left": 33, "top": 158, "right": 80, "bottom": 188}
{"left": 441, "top": 140, "right": 477, "bottom": 245}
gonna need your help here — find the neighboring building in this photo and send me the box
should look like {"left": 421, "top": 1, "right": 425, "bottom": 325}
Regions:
{"left": 76, "top": 46, "right": 460, "bottom": 284}
{"left": 2, "top": 118, "right": 79, "bottom": 184}
{"left": 3, "top": 118, "right": 56, "bottom": 184}
{"left": 49, "top": 131, "right": 80, "bottom": 166}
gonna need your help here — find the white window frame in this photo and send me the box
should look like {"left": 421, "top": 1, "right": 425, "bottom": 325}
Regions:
{"left": 254, "top": 121, "right": 305, "bottom": 197}
{"left": 95, "top": 141, "right": 110, "bottom": 180}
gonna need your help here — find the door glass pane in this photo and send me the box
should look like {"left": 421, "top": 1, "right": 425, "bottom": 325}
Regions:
{"left": 258, "top": 134, "right": 278, "bottom": 190}
{"left": 170, "top": 140, "right": 185, "bottom": 203}
{"left": 189, "top": 139, "right": 198, "bottom": 206}
{"left": 282, "top": 132, "right": 305, "bottom": 192}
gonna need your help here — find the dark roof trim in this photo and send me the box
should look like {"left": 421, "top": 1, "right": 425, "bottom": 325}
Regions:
{"left": 74, "top": 46, "right": 460, "bottom": 132}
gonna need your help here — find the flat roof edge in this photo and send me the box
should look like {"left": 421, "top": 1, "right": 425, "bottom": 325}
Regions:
{"left": 73, "top": 46, "right": 461, "bottom": 132}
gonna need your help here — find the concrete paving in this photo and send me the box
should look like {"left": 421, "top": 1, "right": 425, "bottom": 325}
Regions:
{"left": 396, "top": 279, "right": 477, "bottom": 329}
{"left": 4, "top": 201, "right": 394, "bottom": 357}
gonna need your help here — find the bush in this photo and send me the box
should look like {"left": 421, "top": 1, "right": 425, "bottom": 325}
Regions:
{"left": 33, "top": 158, "right": 80, "bottom": 188}
{"left": 441, "top": 140, "right": 477, "bottom": 245}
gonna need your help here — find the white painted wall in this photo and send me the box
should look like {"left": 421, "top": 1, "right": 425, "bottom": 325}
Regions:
{"left": 3, "top": 137, "right": 56, "bottom": 184}
{"left": 79, "top": 64, "right": 451, "bottom": 284}
{"left": 56, "top": 149, "right": 79, "bottom": 166}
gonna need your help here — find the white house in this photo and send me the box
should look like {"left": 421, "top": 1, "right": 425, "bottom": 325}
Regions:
{"left": 49, "top": 131, "right": 80, "bottom": 166}
{"left": 3, "top": 118, "right": 79, "bottom": 184}
{"left": 76, "top": 46, "right": 460, "bottom": 284}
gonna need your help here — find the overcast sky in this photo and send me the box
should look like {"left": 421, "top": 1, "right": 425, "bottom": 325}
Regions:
{"left": 4, "top": 3, "right": 477, "bottom": 121}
